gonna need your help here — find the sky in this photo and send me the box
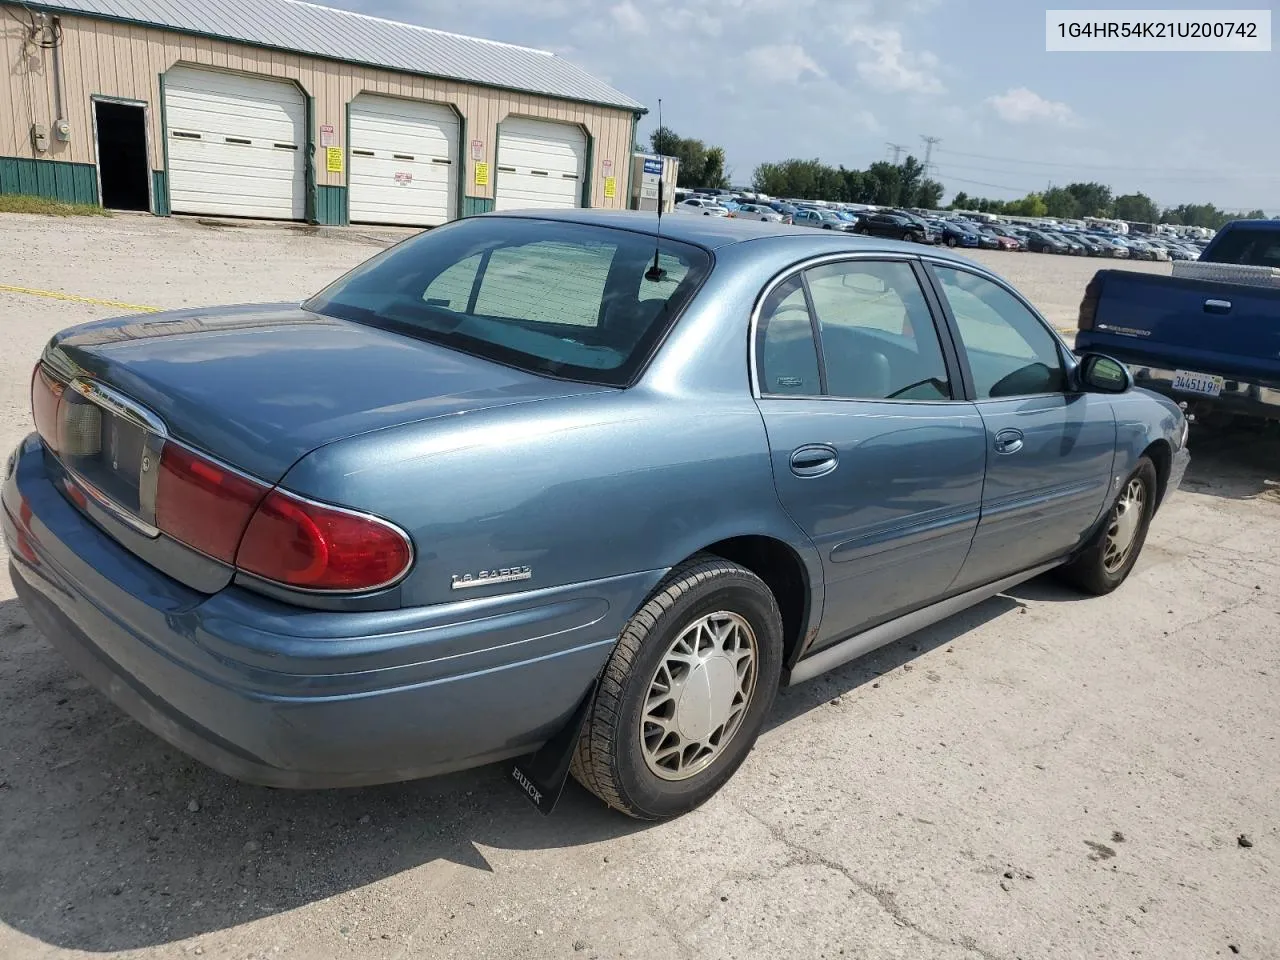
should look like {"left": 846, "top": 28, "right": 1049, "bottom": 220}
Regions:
{"left": 330, "top": 0, "right": 1278, "bottom": 213}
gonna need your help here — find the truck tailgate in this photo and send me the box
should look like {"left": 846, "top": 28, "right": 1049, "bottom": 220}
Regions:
{"left": 1082, "top": 270, "right": 1280, "bottom": 385}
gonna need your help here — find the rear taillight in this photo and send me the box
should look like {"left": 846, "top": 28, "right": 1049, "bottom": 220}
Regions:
{"left": 154, "top": 443, "right": 412, "bottom": 591}
{"left": 155, "top": 443, "right": 270, "bottom": 563}
{"left": 236, "top": 490, "right": 412, "bottom": 592}
{"left": 31, "top": 364, "right": 64, "bottom": 454}
{"left": 1078, "top": 275, "right": 1101, "bottom": 331}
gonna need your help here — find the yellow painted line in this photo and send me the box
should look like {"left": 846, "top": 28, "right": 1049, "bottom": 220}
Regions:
{"left": 0, "top": 283, "right": 159, "bottom": 313}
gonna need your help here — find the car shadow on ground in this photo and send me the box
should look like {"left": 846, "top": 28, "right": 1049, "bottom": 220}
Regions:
{"left": 0, "top": 596, "right": 649, "bottom": 953}
{"left": 1180, "top": 420, "right": 1280, "bottom": 502}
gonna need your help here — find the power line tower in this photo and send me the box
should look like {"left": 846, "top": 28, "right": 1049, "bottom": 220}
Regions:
{"left": 885, "top": 142, "right": 907, "bottom": 164}
{"left": 920, "top": 136, "right": 942, "bottom": 177}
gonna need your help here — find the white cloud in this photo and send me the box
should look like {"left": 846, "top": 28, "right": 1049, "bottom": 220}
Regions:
{"left": 609, "top": 1, "right": 647, "bottom": 34}
{"left": 744, "top": 44, "right": 826, "bottom": 84}
{"left": 985, "top": 87, "right": 1080, "bottom": 126}
{"left": 846, "top": 26, "right": 943, "bottom": 95}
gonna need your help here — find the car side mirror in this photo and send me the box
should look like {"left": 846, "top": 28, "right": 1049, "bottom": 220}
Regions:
{"left": 1077, "top": 353, "right": 1132, "bottom": 394}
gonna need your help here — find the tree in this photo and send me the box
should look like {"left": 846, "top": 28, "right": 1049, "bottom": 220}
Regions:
{"left": 1011, "top": 193, "right": 1048, "bottom": 217}
{"left": 649, "top": 126, "right": 723, "bottom": 188}
{"left": 1042, "top": 186, "right": 1080, "bottom": 219}
{"left": 701, "top": 146, "right": 730, "bottom": 190}
{"left": 915, "top": 178, "right": 945, "bottom": 209}
{"left": 1113, "top": 192, "right": 1159, "bottom": 223}
{"left": 951, "top": 191, "right": 971, "bottom": 209}
{"left": 1063, "top": 181, "right": 1114, "bottom": 218}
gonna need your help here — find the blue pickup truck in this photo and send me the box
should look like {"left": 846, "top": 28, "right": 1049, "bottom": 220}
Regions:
{"left": 1076, "top": 219, "right": 1280, "bottom": 425}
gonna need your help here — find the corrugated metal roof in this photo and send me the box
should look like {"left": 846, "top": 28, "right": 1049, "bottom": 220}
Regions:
{"left": 23, "top": 0, "right": 646, "bottom": 111}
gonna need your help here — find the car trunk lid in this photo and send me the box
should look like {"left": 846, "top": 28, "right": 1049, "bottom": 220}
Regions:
{"left": 36, "top": 303, "right": 604, "bottom": 592}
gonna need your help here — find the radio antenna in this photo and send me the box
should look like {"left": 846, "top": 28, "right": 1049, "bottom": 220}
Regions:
{"left": 644, "top": 97, "right": 667, "bottom": 282}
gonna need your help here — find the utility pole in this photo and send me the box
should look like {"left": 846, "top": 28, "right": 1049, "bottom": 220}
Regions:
{"left": 920, "top": 136, "right": 941, "bottom": 177}
{"left": 885, "top": 142, "right": 907, "bottom": 164}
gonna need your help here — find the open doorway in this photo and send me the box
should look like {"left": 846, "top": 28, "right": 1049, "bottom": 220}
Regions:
{"left": 93, "top": 100, "right": 150, "bottom": 211}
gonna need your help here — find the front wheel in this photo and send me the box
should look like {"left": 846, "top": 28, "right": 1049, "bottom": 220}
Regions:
{"left": 1058, "top": 458, "right": 1157, "bottom": 595}
{"left": 570, "top": 556, "right": 784, "bottom": 819}
{"left": 945, "top": 236, "right": 958, "bottom": 247}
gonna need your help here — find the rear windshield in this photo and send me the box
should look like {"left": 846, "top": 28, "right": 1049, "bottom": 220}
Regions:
{"left": 1203, "top": 226, "right": 1280, "bottom": 268}
{"left": 304, "top": 217, "right": 711, "bottom": 387}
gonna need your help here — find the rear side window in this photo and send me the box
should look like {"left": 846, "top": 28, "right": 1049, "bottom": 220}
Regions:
{"left": 305, "top": 218, "right": 711, "bottom": 387}
{"left": 756, "top": 276, "right": 821, "bottom": 396}
{"left": 1203, "top": 227, "right": 1280, "bottom": 267}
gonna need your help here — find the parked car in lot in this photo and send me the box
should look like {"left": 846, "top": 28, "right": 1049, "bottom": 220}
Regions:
{"left": 1052, "top": 232, "right": 1088, "bottom": 256}
{"left": 1077, "top": 217, "right": 1280, "bottom": 426}
{"left": 1023, "top": 229, "right": 1071, "bottom": 255}
{"left": 1065, "top": 233, "right": 1108, "bottom": 257}
{"left": 735, "top": 203, "right": 785, "bottom": 223}
{"left": 938, "top": 220, "right": 982, "bottom": 248}
{"left": 853, "top": 211, "right": 931, "bottom": 243}
{"left": 676, "top": 198, "right": 730, "bottom": 217}
{"left": 979, "top": 225, "right": 1024, "bottom": 250}
{"left": 1086, "top": 234, "right": 1131, "bottom": 258}
{"left": 1123, "top": 238, "right": 1168, "bottom": 261}
{"left": 4, "top": 211, "right": 1189, "bottom": 820}
{"left": 979, "top": 226, "right": 1021, "bottom": 251}
{"left": 793, "top": 209, "right": 856, "bottom": 231}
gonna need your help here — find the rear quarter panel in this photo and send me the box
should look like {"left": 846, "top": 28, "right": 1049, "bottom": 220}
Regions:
{"left": 281, "top": 389, "right": 809, "bottom": 610}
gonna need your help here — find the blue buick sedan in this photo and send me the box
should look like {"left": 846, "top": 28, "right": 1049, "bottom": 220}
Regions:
{"left": 4, "top": 211, "right": 1188, "bottom": 819}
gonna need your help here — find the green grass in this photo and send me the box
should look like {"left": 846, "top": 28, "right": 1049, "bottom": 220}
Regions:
{"left": 0, "top": 195, "right": 110, "bottom": 217}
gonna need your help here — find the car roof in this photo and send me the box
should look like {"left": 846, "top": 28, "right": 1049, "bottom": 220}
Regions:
{"left": 472, "top": 208, "right": 986, "bottom": 263}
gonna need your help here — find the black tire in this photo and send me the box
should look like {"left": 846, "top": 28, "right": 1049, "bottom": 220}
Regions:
{"left": 1058, "top": 457, "right": 1158, "bottom": 595}
{"left": 945, "top": 236, "right": 957, "bottom": 248}
{"left": 855, "top": 226, "right": 869, "bottom": 235}
{"left": 570, "top": 555, "right": 784, "bottom": 820}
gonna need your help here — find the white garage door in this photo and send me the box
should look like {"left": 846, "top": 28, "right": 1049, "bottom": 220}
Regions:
{"left": 163, "top": 66, "right": 306, "bottom": 220}
{"left": 494, "top": 118, "right": 586, "bottom": 211}
{"left": 348, "top": 96, "right": 458, "bottom": 226}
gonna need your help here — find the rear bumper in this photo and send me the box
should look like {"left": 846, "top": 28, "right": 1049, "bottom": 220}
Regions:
{"left": 4, "top": 435, "right": 656, "bottom": 788}
{"left": 1133, "top": 366, "right": 1280, "bottom": 423}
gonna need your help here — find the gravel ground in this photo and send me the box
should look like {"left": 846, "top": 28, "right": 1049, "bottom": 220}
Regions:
{"left": 0, "top": 213, "right": 1277, "bottom": 960}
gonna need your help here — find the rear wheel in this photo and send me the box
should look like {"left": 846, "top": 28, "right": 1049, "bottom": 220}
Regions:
{"left": 945, "top": 236, "right": 958, "bottom": 248}
{"left": 570, "top": 556, "right": 784, "bottom": 820}
{"left": 1058, "top": 458, "right": 1157, "bottom": 595}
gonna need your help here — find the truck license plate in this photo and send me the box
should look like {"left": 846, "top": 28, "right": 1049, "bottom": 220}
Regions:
{"left": 1172, "top": 370, "right": 1225, "bottom": 398}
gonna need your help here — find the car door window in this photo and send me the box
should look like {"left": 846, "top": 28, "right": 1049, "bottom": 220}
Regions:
{"left": 804, "top": 261, "right": 952, "bottom": 401}
{"left": 755, "top": 275, "right": 821, "bottom": 396}
{"left": 932, "top": 265, "right": 1066, "bottom": 399}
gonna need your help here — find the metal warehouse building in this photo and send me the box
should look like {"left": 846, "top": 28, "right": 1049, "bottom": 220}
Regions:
{"left": 0, "top": 0, "right": 645, "bottom": 224}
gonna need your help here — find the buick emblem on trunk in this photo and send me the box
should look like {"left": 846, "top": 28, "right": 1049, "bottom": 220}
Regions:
{"left": 451, "top": 565, "right": 532, "bottom": 589}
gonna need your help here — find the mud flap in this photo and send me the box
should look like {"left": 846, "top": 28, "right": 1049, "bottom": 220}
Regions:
{"left": 509, "top": 679, "right": 597, "bottom": 815}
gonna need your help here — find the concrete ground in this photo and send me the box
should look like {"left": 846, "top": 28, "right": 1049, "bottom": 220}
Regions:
{"left": 0, "top": 213, "right": 1276, "bottom": 960}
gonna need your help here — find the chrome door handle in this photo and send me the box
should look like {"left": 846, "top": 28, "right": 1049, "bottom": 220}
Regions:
{"left": 789, "top": 444, "right": 838, "bottom": 477}
{"left": 1204, "top": 299, "right": 1232, "bottom": 314}
{"left": 993, "top": 429, "right": 1024, "bottom": 455}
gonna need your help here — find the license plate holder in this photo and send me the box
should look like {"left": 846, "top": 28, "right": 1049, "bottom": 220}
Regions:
{"left": 1171, "top": 369, "right": 1225, "bottom": 398}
